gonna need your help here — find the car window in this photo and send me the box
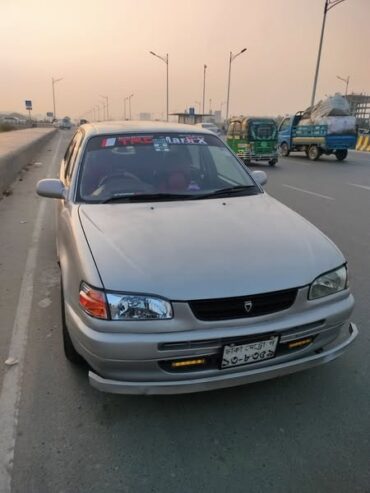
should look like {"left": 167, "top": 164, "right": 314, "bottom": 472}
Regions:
{"left": 63, "top": 132, "right": 82, "bottom": 181}
{"left": 279, "top": 118, "right": 291, "bottom": 132}
{"left": 65, "top": 131, "right": 83, "bottom": 183}
{"left": 233, "top": 122, "right": 241, "bottom": 137}
{"left": 77, "top": 133, "right": 258, "bottom": 202}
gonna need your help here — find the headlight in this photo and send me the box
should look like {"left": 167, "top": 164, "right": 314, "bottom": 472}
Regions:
{"left": 107, "top": 293, "right": 173, "bottom": 320}
{"left": 308, "top": 265, "right": 348, "bottom": 300}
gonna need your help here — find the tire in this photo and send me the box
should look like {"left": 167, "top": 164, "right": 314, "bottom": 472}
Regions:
{"left": 61, "top": 280, "right": 85, "bottom": 365}
{"left": 335, "top": 149, "right": 348, "bottom": 161}
{"left": 280, "top": 142, "right": 290, "bottom": 157}
{"left": 269, "top": 159, "right": 277, "bottom": 166}
{"left": 308, "top": 145, "right": 321, "bottom": 161}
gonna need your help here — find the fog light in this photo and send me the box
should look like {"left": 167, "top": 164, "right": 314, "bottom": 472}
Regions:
{"left": 170, "top": 358, "right": 206, "bottom": 368}
{"left": 288, "top": 338, "right": 312, "bottom": 349}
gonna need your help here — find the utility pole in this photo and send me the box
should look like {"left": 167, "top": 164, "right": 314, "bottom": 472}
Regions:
{"left": 150, "top": 51, "right": 169, "bottom": 121}
{"left": 226, "top": 48, "right": 247, "bottom": 121}
{"left": 311, "top": 0, "right": 346, "bottom": 107}
{"left": 202, "top": 64, "right": 207, "bottom": 114}
{"left": 51, "top": 77, "right": 63, "bottom": 120}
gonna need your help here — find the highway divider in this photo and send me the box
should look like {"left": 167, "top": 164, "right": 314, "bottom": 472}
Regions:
{"left": 0, "top": 128, "right": 56, "bottom": 195}
{"left": 356, "top": 135, "right": 370, "bottom": 152}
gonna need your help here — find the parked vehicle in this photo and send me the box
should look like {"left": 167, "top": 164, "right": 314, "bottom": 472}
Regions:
{"left": 227, "top": 117, "right": 278, "bottom": 166}
{"left": 36, "top": 121, "right": 357, "bottom": 394}
{"left": 195, "top": 122, "right": 222, "bottom": 136}
{"left": 278, "top": 112, "right": 357, "bottom": 161}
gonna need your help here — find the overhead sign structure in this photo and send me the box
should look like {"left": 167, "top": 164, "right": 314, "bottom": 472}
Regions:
{"left": 25, "top": 100, "right": 32, "bottom": 110}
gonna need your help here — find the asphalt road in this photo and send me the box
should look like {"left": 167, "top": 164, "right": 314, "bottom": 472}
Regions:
{"left": 0, "top": 132, "right": 369, "bottom": 493}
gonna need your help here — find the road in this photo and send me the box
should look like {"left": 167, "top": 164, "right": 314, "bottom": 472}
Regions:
{"left": 0, "top": 132, "right": 369, "bottom": 493}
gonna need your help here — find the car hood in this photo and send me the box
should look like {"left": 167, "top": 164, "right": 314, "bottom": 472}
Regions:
{"left": 78, "top": 194, "right": 344, "bottom": 300}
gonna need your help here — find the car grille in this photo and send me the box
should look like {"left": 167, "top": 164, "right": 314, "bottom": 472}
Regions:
{"left": 189, "top": 288, "right": 298, "bottom": 321}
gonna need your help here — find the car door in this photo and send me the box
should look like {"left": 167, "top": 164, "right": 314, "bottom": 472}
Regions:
{"left": 56, "top": 131, "right": 84, "bottom": 260}
{"left": 278, "top": 117, "right": 292, "bottom": 148}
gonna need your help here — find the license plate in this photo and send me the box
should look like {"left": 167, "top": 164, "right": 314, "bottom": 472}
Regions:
{"left": 221, "top": 336, "right": 279, "bottom": 369}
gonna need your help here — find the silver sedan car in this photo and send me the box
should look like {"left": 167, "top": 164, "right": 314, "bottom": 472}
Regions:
{"left": 37, "top": 122, "right": 357, "bottom": 394}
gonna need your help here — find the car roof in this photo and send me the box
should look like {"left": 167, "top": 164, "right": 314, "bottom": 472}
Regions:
{"left": 79, "top": 120, "right": 215, "bottom": 137}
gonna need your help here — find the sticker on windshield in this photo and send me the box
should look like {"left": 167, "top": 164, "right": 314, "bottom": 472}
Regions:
{"left": 153, "top": 138, "right": 170, "bottom": 152}
{"left": 164, "top": 135, "right": 207, "bottom": 145}
{"left": 101, "top": 137, "right": 116, "bottom": 147}
{"left": 117, "top": 136, "right": 153, "bottom": 146}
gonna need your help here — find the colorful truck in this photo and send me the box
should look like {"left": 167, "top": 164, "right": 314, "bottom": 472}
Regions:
{"left": 278, "top": 112, "right": 357, "bottom": 161}
{"left": 227, "top": 117, "right": 278, "bottom": 166}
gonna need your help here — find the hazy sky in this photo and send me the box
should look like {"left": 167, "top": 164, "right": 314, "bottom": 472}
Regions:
{"left": 0, "top": 0, "right": 369, "bottom": 120}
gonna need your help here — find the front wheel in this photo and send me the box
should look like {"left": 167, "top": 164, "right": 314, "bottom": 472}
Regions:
{"left": 280, "top": 142, "right": 290, "bottom": 157}
{"left": 61, "top": 280, "right": 85, "bottom": 365}
{"left": 335, "top": 149, "right": 348, "bottom": 161}
{"left": 308, "top": 145, "right": 321, "bottom": 161}
{"left": 269, "top": 159, "right": 277, "bottom": 166}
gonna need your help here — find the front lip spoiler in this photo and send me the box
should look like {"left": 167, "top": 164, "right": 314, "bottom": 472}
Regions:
{"left": 88, "top": 323, "right": 358, "bottom": 395}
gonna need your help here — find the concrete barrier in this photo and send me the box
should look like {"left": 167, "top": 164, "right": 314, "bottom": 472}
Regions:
{"left": 356, "top": 135, "right": 370, "bottom": 152}
{"left": 0, "top": 128, "right": 56, "bottom": 194}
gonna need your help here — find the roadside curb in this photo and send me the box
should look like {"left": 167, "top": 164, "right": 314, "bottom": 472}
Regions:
{"left": 0, "top": 129, "right": 57, "bottom": 195}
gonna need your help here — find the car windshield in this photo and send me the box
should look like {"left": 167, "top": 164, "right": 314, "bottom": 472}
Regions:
{"left": 78, "top": 132, "right": 259, "bottom": 203}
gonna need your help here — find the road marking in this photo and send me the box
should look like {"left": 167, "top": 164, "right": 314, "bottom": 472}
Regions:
{"left": 348, "top": 183, "right": 370, "bottom": 191}
{"left": 282, "top": 184, "right": 335, "bottom": 201}
{"left": 0, "top": 134, "right": 63, "bottom": 493}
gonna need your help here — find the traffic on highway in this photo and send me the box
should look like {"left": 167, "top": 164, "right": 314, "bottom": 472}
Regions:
{"left": 0, "top": 1, "right": 369, "bottom": 492}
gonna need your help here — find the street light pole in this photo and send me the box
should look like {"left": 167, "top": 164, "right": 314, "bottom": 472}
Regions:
{"left": 128, "top": 94, "right": 134, "bottom": 120}
{"left": 100, "top": 95, "right": 109, "bottom": 120}
{"left": 310, "top": 0, "right": 346, "bottom": 107}
{"left": 202, "top": 64, "right": 207, "bottom": 114}
{"left": 337, "top": 75, "right": 350, "bottom": 96}
{"left": 225, "top": 48, "right": 247, "bottom": 122}
{"left": 195, "top": 101, "right": 201, "bottom": 113}
{"left": 51, "top": 77, "right": 63, "bottom": 120}
{"left": 124, "top": 97, "right": 128, "bottom": 120}
{"left": 150, "top": 51, "right": 169, "bottom": 121}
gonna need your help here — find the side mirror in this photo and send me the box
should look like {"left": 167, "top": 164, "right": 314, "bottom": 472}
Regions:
{"left": 36, "top": 179, "right": 66, "bottom": 199}
{"left": 251, "top": 170, "right": 268, "bottom": 187}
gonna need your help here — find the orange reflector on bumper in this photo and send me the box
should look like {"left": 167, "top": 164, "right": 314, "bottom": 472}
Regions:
{"left": 171, "top": 358, "right": 206, "bottom": 368}
{"left": 288, "top": 338, "right": 313, "bottom": 349}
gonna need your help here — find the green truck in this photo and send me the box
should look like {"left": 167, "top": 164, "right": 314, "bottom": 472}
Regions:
{"left": 227, "top": 117, "right": 278, "bottom": 166}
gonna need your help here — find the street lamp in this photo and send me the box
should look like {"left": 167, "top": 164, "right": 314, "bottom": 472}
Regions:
{"left": 51, "top": 77, "right": 63, "bottom": 120}
{"left": 311, "top": 0, "right": 347, "bottom": 107}
{"left": 226, "top": 48, "right": 247, "bottom": 121}
{"left": 202, "top": 64, "right": 207, "bottom": 114}
{"left": 128, "top": 94, "right": 134, "bottom": 120}
{"left": 149, "top": 51, "right": 169, "bottom": 121}
{"left": 336, "top": 75, "right": 350, "bottom": 96}
{"left": 123, "top": 97, "right": 128, "bottom": 120}
{"left": 100, "top": 95, "right": 109, "bottom": 120}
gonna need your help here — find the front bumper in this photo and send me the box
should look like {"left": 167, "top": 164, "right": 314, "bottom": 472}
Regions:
{"left": 88, "top": 323, "right": 358, "bottom": 395}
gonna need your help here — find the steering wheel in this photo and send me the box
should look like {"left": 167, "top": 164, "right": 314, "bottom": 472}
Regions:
{"left": 95, "top": 172, "right": 154, "bottom": 195}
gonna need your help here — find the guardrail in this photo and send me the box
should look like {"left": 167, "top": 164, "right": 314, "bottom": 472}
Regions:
{"left": 0, "top": 128, "right": 56, "bottom": 195}
{"left": 356, "top": 135, "right": 370, "bottom": 152}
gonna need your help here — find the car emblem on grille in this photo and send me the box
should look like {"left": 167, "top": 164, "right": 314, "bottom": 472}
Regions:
{"left": 244, "top": 300, "right": 253, "bottom": 312}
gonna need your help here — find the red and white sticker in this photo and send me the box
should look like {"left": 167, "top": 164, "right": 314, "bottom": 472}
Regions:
{"left": 101, "top": 137, "right": 116, "bottom": 147}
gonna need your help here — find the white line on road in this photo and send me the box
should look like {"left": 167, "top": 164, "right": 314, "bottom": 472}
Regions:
{"left": 282, "top": 184, "right": 335, "bottom": 201}
{"left": 348, "top": 183, "right": 370, "bottom": 191}
{"left": 0, "top": 134, "right": 63, "bottom": 493}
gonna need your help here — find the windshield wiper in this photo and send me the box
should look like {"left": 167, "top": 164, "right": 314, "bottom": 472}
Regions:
{"left": 102, "top": 192, "right": 192, "bottom": 203}
{"left": 190, "top": 185, "right": 258, "bottom": 200}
